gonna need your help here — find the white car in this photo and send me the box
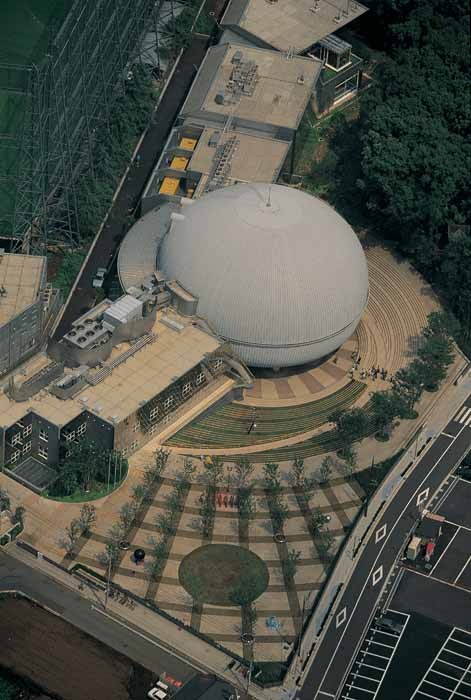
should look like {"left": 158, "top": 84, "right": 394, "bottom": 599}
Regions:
{"left": 148, "top": 680, "right": 169, "bottom": 700}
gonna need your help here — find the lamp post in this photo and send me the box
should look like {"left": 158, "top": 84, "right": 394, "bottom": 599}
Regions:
{"left": 247, "top": 409, "right": 257, "bottom": 434}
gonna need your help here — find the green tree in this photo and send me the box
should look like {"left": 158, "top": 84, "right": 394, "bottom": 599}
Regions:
{"left": 78, "top": 504, "right": 96, "bottom": 535}
{"left": 310, "top": 507, "right": 329, "bottom": 535}
{"left": 119, "top": 502, "right": 136, "bottom": 533}
{"left": 291, "top": 455, "right": 306, "bottom": 488}
{"left": 234, "top": 458, "right": 255, "bottom": 487}
{"left": 341, "top": 446, "right": 357, "bottom": 480}
{"left": 318, "top": 455, "right": 335, "bottom": 484}
{"left": 370, "top": 391, "right": 398, "bottom": 439}
{"left": 202, "top": 456, "right": 223, "bottom": 488}
{"left": 264, "top": 463, "right": 282, "bottom": 494}
{"left": 329, "top": 407, "right": 369, "bottom": 454}
{"left": 284, "top": 549, "right": 301, "bottom": 580}
{"left": 238, "top": 484, "right": 256, "bottom": 521}
{"left": 12, "top": 506, "right": 26, "bottom": 526}
{"left": 393, "top": 361, "right": 426, "bottom": 416}
{"left": 316, "top": 530, "right": 335, "bottom": 562}
{"left": 63, "top": 518, "right": 82, "bottom": 558}
{"left": 271, "top": 498, "right": 289, "bottom": 534}
{"left": 0, "top": 488, "right": 10, "bottom": 512}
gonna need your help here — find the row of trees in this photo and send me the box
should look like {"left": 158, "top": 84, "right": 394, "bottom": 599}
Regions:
{"left": 149, "top": 456, "right": 195, "bottom": 580}
{"left": 98, "top": 448, "right": 169, "bottom": 568}
{"left": 330, "top": 313, "right": 455, "bottom": 455}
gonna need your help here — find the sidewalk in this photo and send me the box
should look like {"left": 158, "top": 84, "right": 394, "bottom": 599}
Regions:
{"left": 7, "top": 543, "right": 287, "bottom": 700}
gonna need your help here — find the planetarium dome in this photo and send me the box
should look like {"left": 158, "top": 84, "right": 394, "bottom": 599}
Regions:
{"left": 158, "top": 183, "right": 369, "bottom": 368}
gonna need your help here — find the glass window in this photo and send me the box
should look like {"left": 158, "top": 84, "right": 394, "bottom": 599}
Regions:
{"left": 10, "top": 449, "right": 21, "bottom": 463}
{"left": 39, "top": 429, "right": 48, "bottom": 442}
{"left": 182, "top": 382, "right": 192, "bottom": 397}
{"left": 77, "top": 423, "right": 86, "bottom": 436}
{"left": 195, "top": 372, "right": 205, "bottom": 385}
{"left": 22, "top": 441, "right": 32, "bottom": 454}
{"left": 38, "top": 445, "right": 48, "bottom": 459}
{"left": 65, "top": 431, "right": 76, "bottom": 442}
{"left": 150, "top": 407, "right": 159, "bottom": 420}
{"left": 23, "top": 425, "right": 32, "bottom": 437}
{"left": 163, "top": 396, "right": 175, "bottom": 409}
{"left": 12, "top": 433, "right": 22, "bottom": 446}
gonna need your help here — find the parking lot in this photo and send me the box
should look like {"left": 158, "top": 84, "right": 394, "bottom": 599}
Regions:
{"left": 409, "top": 627, "right": 471, "bottom": 700}
{"left": 429, "top": 478, "right": 471, "bottom": 592}
{"left": 340, "top": 609, "right": 410, "bottom": 699}
{"left": 339, "top": 475, "right": 471, "bottom": 700}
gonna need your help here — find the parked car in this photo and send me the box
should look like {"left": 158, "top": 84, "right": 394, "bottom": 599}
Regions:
{"left": 92, "top": 267, "right": 107, "bottom": 288}
{"left": 377, "top": 617, "right": 402, "bottom": 634}
{"left": 148, "top": 679, "right": 169, "bottom": 700}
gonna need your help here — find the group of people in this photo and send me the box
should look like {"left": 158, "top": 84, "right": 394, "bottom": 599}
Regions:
{"left": 348, "top": 352, "right": 389, "bottom": 382}
{"left": 198, "top": 492, "right": 238, "bottom": 509}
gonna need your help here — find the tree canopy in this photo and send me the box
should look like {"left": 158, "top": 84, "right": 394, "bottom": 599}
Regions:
{"left": 357, "top": 2, "right": 471, "bottom": 345}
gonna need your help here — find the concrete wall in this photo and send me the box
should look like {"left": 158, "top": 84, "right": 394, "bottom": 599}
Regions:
{"left": 0, "top": 298, "right": 44, "bottom": 376}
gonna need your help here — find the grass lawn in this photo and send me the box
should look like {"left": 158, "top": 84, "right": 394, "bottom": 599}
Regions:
{"left": 179, "top": 544, "right": 269, "bottom": 606}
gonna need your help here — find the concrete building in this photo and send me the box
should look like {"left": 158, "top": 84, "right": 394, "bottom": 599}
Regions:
{"left": 221, "top": 0, "right": 368, "bottom": 113}
{"left": 179, "top": 43, "right": 321, "bottom": 138}
{"left": 141, "top": 43, "right": 321, "bottom": 211}
{"left": 0, "top": 283, "right": 251, "bottom": 480}
{"left": 0, "top": 253, "right": 60, "bottom": 377}
{"left": 141, "top": 122, "right": 290, "bottom": 211}
{"left": 121, "top": 183, "right": 369, "bottom": 369}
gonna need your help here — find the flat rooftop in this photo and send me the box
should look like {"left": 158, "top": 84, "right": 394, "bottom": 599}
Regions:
{"left": 190, "top": 127, "right": 289, "bottom": 195}
{"left": 221, "top": 0, "right": 368, "bottom": 53}
{"left": 180, "top": 43, "right": 321, "bottom": 131}
{"left": 0, "top": 309, "right": 223, "bottom": 428}
{"left": 0, "top": 253, "right": 45, "bottom": 327}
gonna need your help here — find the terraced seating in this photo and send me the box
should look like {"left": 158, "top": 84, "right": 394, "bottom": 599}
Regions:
{"left": 363, "top": 248, "right": 430, "bottom": 374}
{"left": 166, "top": 380, "right": 366, "bottom": 449}
{"left": 232, "top": 413, "right": 377, "bottom": 463}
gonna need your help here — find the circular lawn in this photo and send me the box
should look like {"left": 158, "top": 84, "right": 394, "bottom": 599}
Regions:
{"left": 178, "top": 544, "right": 269, "bottom": 606}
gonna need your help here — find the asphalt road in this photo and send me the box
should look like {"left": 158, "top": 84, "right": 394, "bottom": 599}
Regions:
{"left": 53, "top": 34, "right": 209, "bottom": 340}
{"left": 299, "top": 396, "right": 471, "bottom": 700}
{"left": 0, "top": 550, "right": 197, "bottom": 684}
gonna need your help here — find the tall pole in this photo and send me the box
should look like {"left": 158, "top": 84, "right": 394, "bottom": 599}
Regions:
{"left": 107, "top": 451, "right": 111, "bottom": 492}
{"left": 245, "top": 660, "right": 253, "bottom": 696}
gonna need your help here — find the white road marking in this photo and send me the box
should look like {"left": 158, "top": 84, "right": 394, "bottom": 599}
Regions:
{"left": 336, "top": 607, "right": 347, "bottom": 628}
{"left": 445, "top": 520, "right": 471, "bottom": 533}
{"left": 417, "top": 487, "right": 430, "bottom": 506}
{"left": 366, "top": 639, "right": 395, "bottom": 650}
{"left": 454, "top": 554, "right": 471, "bottom": 585}
{"left": 314, "top": 422, "right": 469, "bottom": 700}
{"left": 372, "top": 566, "right": 383, "bottom": 586}
{"left": 375, "top": 524, "right": 387, "bottom": 543}
{"left": 454, "top": 406, "right": 470, "bottom": 422}
{"left": 457, "top": 407, "right": 471, "bottom": 424}
{"left": 430, "top": 527, "right": 460, "bottom": 574}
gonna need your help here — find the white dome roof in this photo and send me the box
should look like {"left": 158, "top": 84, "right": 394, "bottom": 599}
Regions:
{"left": 158, "top": 183, "right": 369, "bottom": 367}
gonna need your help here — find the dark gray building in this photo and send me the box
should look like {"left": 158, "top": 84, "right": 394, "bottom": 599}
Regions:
{"left": 0, "top": 253, "right": 60, "bottom": 377}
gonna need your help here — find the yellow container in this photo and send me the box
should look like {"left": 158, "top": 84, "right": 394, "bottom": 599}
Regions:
{"left": 159, "top": 177, "right": 180, "bottom": 195}
{"left": 170, "top": 156, "right": 189, "bottom": 171}
{"left": 179, "top": 137, "right": 197, "bottom": 151}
